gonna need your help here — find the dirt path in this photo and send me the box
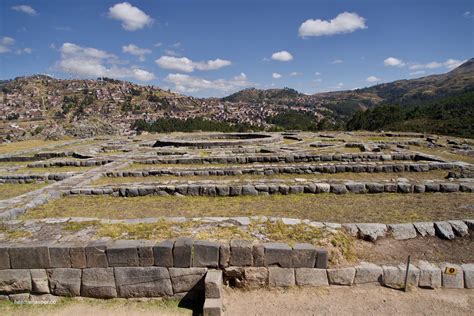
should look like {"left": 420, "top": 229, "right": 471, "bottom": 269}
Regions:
{"left": 223, "top": 286, "right": 474, "bottom": 315}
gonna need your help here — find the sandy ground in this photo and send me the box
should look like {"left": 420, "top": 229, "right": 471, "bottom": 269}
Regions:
{"left": 223, "top": 285, "right": 474, "bottom": 315}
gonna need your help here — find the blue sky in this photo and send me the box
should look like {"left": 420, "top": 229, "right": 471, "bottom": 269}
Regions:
{"left": 1, "top": 0, "right": 473, "bottom": 97}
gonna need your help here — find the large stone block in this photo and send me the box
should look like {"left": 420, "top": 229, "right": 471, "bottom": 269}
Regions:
{"left": 173, "top": 238, "right": 193, "bottom": 268}
{"left": 354, "top": 263, "right": 383, "bottom": 284}
{"left": 417, "top": 261, "right": 441, "bottom": 289}
{"left": 0, "top": 245, "right": 10, "bottom": 269}
{"left": 315, "top": 248, "right": 328, "bottom": 269}
{"left": 10, "top": 243, "right": 51, "bottom": 269}
{"left": 203, "top": 298, "right": 222, "bottom": 316}
{"left": 49, "top": 243, "right": 71, "bottom": 268}
{"left": 30, "top": 269, "right": 49, "bottom": 294}
{"left": 434, "top": 222, "right": 455, "bottom": 240}
{"left": 193, "top": 241, "right": 219, "bottom": 268}
{"left": 382, "top": 264, "right": 419, "bottom": 289}
{"left": 291, "top": 243, "right": 316, "bottom": 268}
{"left": 169, "top": 267, "right": 207, "bottom": 293}
{"left": 243, "top": 267, "right": 268, "bottom": 288}
{"left": 448, "top": 220, "right": 469, "bottom": 237}
{"left": 47, "top": 268, "right": 82, "bottom": 297}
{"left": 69, "top": 245, "right": 86, "bottom": 268}
{"left": 264, "top": 243, "right": 292, "bottom": 268}
{"left": 413, "top": 222, "right": 435, "bottom": 237}
{"left": 107, "top": 240, "right": 139, "bottom": 267}
{"left": 136, "top": 240, "right": 154, "bottom": 267}
{"left": 357, "top": 224, "right": 387, "bottom": 241}
{"left": 154, "top": 240, "right": 174, "bottom": 267}
{"left": 85, "top": 241, "right": 109, "bottom": 268}
{"left": 327, "top": 268, "right": 355, "bottom": 286}
{"left": 230, "top": 240, "right": 253, "bottom": 266}
{"left": 205, "top": 270, "right": 223, "bottom": 298}
{"left": 295, "top": 268, "right": 328, "bottom": 286}
{"left": 252, "top": 244, "right": 264, "bottom": 267}
{"left": 242, "top": 185, "right": 258, "bottom": 196}
{"left": 461, "top": 264, "right": 474, "bottom": 289}
{"left": 388, "top": 223, "right": 417, "bottom": 240}
{"left": 439, "top": 263, "right": 464, "bottom": 289}
{"left": 268, "top": 267, "right": 295, "bottom": 287}
{"left": 115, "top": 267, "right": 172, "bottom": 297}
{"left": 219, "top": 243, "right": 230, "bottom": 268}
{"left": 0, "top": 269, "right": 32, "bottom": 293}
{"left": 81, "top": 268, "right": 117, "bottom": 298}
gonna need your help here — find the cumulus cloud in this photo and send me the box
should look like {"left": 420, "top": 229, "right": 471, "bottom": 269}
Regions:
{"left": 384, "top": 57, "right": 405, "bottom": 67}
{"left": 108, "top": 2, "right": 153, "bottom": 31}
{"left": 409, "top": 70, "right": 426, "bottom": 76}
{"left": 12, "top": 5, "right": 37, "bottom": 16}
{"left": 331, "top": 59, "right": 343, "bottom": 64}
{"left": 271, "top": 51, "right": 293, "bottom": 62}
{"left": 366, "top": 76, "right": 380, "bottom": 83}
{"left": 290, "top": 72, "right": 302, "bottom": 76}
{"left": 155, "top": 56, "right": 231, "bottom": 72}
{"left": 409, "top": 59, "right": 464, "bottom": 70}
{"left": 298, "top": 12, "right": 367, "bottom": 37}
{"left": 164, "top": 72, "right": 252, "bottom": 93}
{"left": 272, "top": 72, "right": 282, "bottom": 79}
{"left": 0, "top": 37, "right": 15, "bottom": 53}
{"left": 56, "top": 42, "right": 155, "bottom": 81}
{"left": 122, "top": 44, "right": 151, "bottom": 61}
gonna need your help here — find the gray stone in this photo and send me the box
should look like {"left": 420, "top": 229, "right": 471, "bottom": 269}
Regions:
{"left": 193, "top": 241, "right": 219, "bottom": 268}
{"left": 354, "top": 263, "right": 383, "bottom": 284}
{"left": 203, "top": 298, "right": 222, "bottom": 316}
{"left": 440, "top": 183, "right": 459, "bottom": 192}
{"left": 264, "top": 243, "right": 292, "bottom": 268}
{"left": 330, "top": 184, "right": 348, "bottom": 194}
{"left": 366, "top": 183, "right": 384, "bottom": 193}
{"left": 414, "top": 184, "right": 426, "bottom": 193}
{"left": 107, "top": 240, "right": 139, "bottom": 267}
{"left": 230, "top": 240, "right": 253, "bottom": 266}
{"left": 425, "top": 183, "right": 440, "bottom": 192}
{"left": 382, "top": 264, "right": 419, "bottom": 289}
{"left": 49, "top": 244, "right": 71, "bottom": 268}
{"left": 292, "top": 243, "right": 316, "bottom": 268}
{"left": 115, "top": 267, "right": 172, "bottom": 297}
{"left": 47, "top": 268, "right": 82, "bottom": 297}
{"left": 70, "top": 245, "right": 86, "bottom": 268}
{"left": 216, "top": 185, "right": 230, "bottom": 196}
{"left": 289, "top": 185, "right": 304, "bottom": 194}
{"left": 268, "top": 267, "right": 295, "bottom": 287}
{"left": 81, "top": 268, "right": 117, "bottom": 298}
{"left": 252, "top": 244, "right": 264, "bottom": 267}
{"left": 434, "top": 221, "right": 455, "bottom": 240}
{"left": 413, "top": 222, "right": 436, "bottom": 237}
{"left": 8, "top": 293, "right": 30, "bottom": 303}
{"left": 448, "top": 220, "right": 469, "bottom": 237}
{"left": 388, "top": 223, "right": 417, "bottom": 240}
{"left": 417, "top": 261, "right": 441, "bottom": 289}
{"left": 229, "top": 186, "right": 242, "bottom": 196}
{"left": 85, "top": 241, "right": 108, "bottom": 268}
{"left": 243, "top": 267, "right": 268, "bottom": 288}
{"left": 315, "top": 248, "right": 328, "bottom": 269}
{"left": 342, "top": 224, "right": 358, "bottom": 237}
{"left": 397, "top": 183, "right": 413, "bottom": 193}
{"left": 154, "top": 240, "right": 174, "bottom": 267}
{"left": 0, "top": 269, "right": 32, "bottom": 293}
{"left": 345, "top": 183, "right": 366, "bottom": 194}
{"left": 439, "top": 263, "right": 464, "bottom": 289}
{"left": 137, "top": 240, "right": 154, "bottom": 266}
{"left": 295, "top": 268, "right": 328, "bottom": 286}
{"left": 314, "top": 183, "right": 330, "bottom": 193}
{"left": 242, "top": 185, "right": 258, "bottom": 196}
{"left": 0, "top": 245, "right": 9, "bottom": 269}
{"left": 205, "top": 270, "right": 223, "bottom": 298}
{"left": 465, "top": 219, "right": 474, "bottom": 231}
{"left": 28, "top": 293, "right": 60, "bottom": 304}
{"left": 169, "top": 267, "right": 207, "bottom": 293}
{"left": 219, "top": 243, "right": 230, "bottom": 268}
{"left": 30, "top": 269, "right": 49, "bottom": 294}
{"left": 10, "top": 244, "right": 51, "bottom": 269}
{"left": 357, "top": 223, "right": 387, "bottom": 241}
{"left": 174, "top": 238, "right": 193, "bottom": 268}
{"left": 461, "top": 264, "right": 474, "bottom": 289}
{"left": 327, "top": 268, "right": 355, "bottom": 285}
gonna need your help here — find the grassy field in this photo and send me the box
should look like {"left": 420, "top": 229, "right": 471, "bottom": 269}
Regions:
{"left": 0, "top": 139, "right": 71, "bottom": 154}
{"left": 10, "top": 166, "right": 96, "bottom": 174}
{"left": 0, "top": 182, "right": 48, "bottom": 200}
{"left": 91, "top": 170, "right": 451, "bottom": 186}
{"left": 22, "top": 192, "right": 473, "bottom": 223}
{"left": 415, "top": 147, "right": 474, "bottom": 164}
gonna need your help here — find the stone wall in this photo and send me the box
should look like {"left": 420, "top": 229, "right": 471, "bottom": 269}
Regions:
{"left": 0, "top": 173, "right": 75, "bottom": 184}
{"left": 28, "top": 159, "right": 113, "bottom": 168}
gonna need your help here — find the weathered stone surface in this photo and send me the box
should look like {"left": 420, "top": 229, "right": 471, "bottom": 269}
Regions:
{"left": 295, "top": 268, "right": 328, "bottom": 286}
{"left": 382, "top": 265, "right": 419, "bottom": 289}
{"left": 291, "top": 243, "right": 316, "bottom": 268}
{"left": 345, "top": 182, "right": 366, "bottom": 194}
{"left": 330, "top": 184, "right": 348, "bottom": 194}
{"left": 354, "top": 263, "right": 383, "bottom": 284}
{"left": 203, "top": 297, "right": 222, "bottom": 316}
{"left": 169, "top": 267, "right": 207, "bottom": 293}
{"left": 115, "top": 267, "right": 172, "bottom": 297}
{"left": 10, "top": 244, "right": 51, "bottom": 269}
{"left": 461, "top": 264, "right": 474, "bottom": 289}
{"left": 252, "top": 244, "right": 264, "bottom": 267}
{"left": 69, "top": 245, "right": 86, "bottom": 268}
{"left": 268, "top": 267, "right": 295, "bottom": 287}
{"left": 0, "top": 269, "right": 32, "bottom": 293}
{"left": 315, "top": 248, "right": 328, "bottom": 269}
{"left": 137, "top": 240, "right": 154, "bottom": 267}
{"left": 85, "top": 241, "right": 108, "bottom": 268}
{"left": 366, "top": 183, "right": 384, "bottom": 193}
{"left": 47, "top": 268, "right": 82, "bottom": 297}
{"left": 388, "top": 223, "right": 417, "bottom": 240}
{"left": 243, "top": 267, "right": 268, "bottom": 288}
{"left": 327, "top": 268, "right": 355, "bottom": 286}
{"left": 223, "top": 267, "right": 244, "bottom": 288}
{"left": 154, "top": 240, "right": 174, "bottom": 267}
{"left": 342, "top": 224, "right": 358, "bottom": 237}
{"left": 219, "top": 243, "right": 230, "bottom": 268}
{"left": 81, "top": 268, "right": 117, "bottom": 298}
{"left": 49, "top": 244, "right": 71, "bottom": 268}
{"left": 0, "top": 245, "right": 9, "bottom": 269}
{"left": 193, "top": 241, "right": 219, "bottom": 268}
{"left": 230, "top": 240, "right": 253, "bottom": 266}
{"left": 413, "top": 222, "right": 436, "bottom": 237}
{"left": 356, "top": 224, "right": 387, "bottom": 241}
{"left": 439, "top": 263, "right": 464, "bottom": 289}
{"left": 264, "top": 243, "right": 292, "bottom": 268}
{"left": 448, "top": 220, "right": 469, "bottom": 237}
{"left": 314, "top": 183, "right": 330, "bottom": 193}
{"left": 8, "top": 293, "right": 30, "bottom": 303}
{"left": 440, "top": 183, "right": 459, "bottom": 192}
{"left": 205, "top": 270, "right": 223, "bottom": 298}
{"left": 174, "top": 238, "right": 193, "bottom": 268}
{"left": 434, "top": 221, "right": 455, "bottom": 240}
{"left": 417, "top": 261, "right": 441, "bottom": 289}
{"left": 241, "top": 185, "right": 258, "bottom": 196}
{"left": 107, "top": 240, "right": 139, "bottom": 267}
{"left": 30, "top": 269, "right": 49, "bottom": 294}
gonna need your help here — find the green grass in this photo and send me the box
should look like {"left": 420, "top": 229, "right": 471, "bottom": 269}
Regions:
{"left": 22, "top": 192, "right": 474, "bottom": 223}
{"left": 15, "top": 166, "right": 95, "bottom": 174}
{"left": 0, "top": 182, "right": 49, "bottom": 200}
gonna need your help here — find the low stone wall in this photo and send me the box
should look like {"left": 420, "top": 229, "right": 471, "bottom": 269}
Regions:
{"left": 0, "top": 173, "right": 76, "bottom": 184}
{"left": 27, "top": 159, "right": 113, "bottom": 168}
{"left": 153, "top": 133, "right": 282, "bottom": 148}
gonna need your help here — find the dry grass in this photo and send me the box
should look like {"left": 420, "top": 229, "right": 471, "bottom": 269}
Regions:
{"left": 0, "top": 182, "right": 48, "bottom": 200}
{"left": 23, "top": 193, "right": 473, "bottom": 223}
{"left": 415, "top": 147, "right": 474, "bottom": 164}
{"left": 0, "top": 139, "right": 71, "bottom": 154}
{"left": 14, "top": 166, "right": 95, "bottom": 174}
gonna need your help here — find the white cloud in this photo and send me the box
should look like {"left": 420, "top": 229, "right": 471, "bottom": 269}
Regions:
{"left": 290, "top": 72, "right": 302, "bottom": 76}
{"left": 16, "top": 47, "right": 32, "bottom": 55}
{"left": 154, "top": 42, "right": 162, "bottom": 47}
{"left": 164, "top": 72, "right": 252, "bottom": 93}
{"left": 314, "top": 72, "right": 321, "bottom": 76}
{"left": 271, "top": 51, "right": 293, "bottom": 62}
{"left": 384, "top": 57, "right": 405, "bottom": 67}
{"left": 409, "top": 59, "right": 464, "bottom": 70}
{"left": 122, "top": 44, "right": 151, "bottom": 61}
{"left": 108, "top": 2, "right": 153, "bottom": 31}
{"left": 331, "top": 59, "right": 343, "bottom": 64}
{"left": 272, "top": 72, "right": 282, "bottom": 79}
{"left": 366, "top": 76, "right": 380, "bottom": 83}
{"left": 298, "top": 12, "right": 367, "bottom": 37}
{"left": 155, "top": 56, "right": 231, "bottom": 72}
{"left": 56, "top": 42, "right": 155, "bottom": 81}
{"left": 463, "top": 11, "right": 474, "bottom": 18}
{"left": 164, "top": 49, "right": 181, "bottom": 57}
{"left": 12, "top": 5, "right": 37, "bottom": 16}
{"left": 0, "top": 37, "right": 15, "bottom": 53}
{"left": 409, "top": 70, "right": 426, "bottom": 76}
